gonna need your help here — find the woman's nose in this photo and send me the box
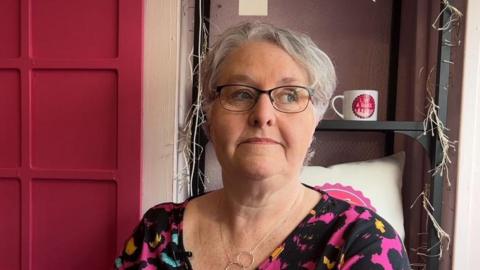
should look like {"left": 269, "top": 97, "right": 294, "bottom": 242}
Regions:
{"left": 248, "top": 94, "right": 276, "bottom": 127}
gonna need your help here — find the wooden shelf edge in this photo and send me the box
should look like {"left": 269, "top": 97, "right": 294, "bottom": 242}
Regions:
{"left": 316, "top": 120, "right": 425, "bottom": 132}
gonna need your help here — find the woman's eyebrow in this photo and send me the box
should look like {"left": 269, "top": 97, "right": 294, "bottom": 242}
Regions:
{"left": 277, "top": 77, "right": 301, "bottom": 84}
{"left": 224, "top": 75, "right": 302, "bottom": 85}
{"left": 224, "top": 74, "right": 256, "bottom": 84}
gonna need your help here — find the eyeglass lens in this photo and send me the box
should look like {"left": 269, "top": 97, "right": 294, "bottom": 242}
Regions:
{"left": 219, "top": 85, "right": 310, "bottom": 113}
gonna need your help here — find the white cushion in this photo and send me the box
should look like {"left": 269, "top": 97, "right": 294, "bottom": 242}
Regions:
{"left": 300, "top": 152, "right": 405, "bottom": 240}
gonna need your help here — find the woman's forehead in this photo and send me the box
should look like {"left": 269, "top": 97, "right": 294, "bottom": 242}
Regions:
{"left": 220, "top": 73, "right": 305, "bottom": 86}
{"left": 217, "top": 41, "right": 308, "bottom": 85}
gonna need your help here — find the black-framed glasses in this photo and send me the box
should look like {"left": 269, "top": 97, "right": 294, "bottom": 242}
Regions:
{"left": 215, "top": 84, "right": 313, "bottom": 113}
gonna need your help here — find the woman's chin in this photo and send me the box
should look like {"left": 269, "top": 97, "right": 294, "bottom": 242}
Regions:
{"left": 232, "top": 156, "right": 285, "bottom": 180}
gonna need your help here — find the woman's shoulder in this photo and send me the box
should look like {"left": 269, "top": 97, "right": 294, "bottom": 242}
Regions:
{"left": 144, "top": 201, "right": 188, "bottom": 222}
{"left": 137, "top": 201, "right": 187, "bottom": 231}
{"left": 114, "top": 201, "right": 189, "bottom": 269}
{"left": 309, "top": 184, "right": 399, "bottom": 235}
{"left": 306, "top": 185, "right": 410, "bottom": 269}
{"left": 308, "top": 184, "right": 385, "bottom": 220}
{"left": 131, "top": 201, "right": 188, "bottom": 243}
{"left": 140, "top": 190, "right": 216, "bottom": 234}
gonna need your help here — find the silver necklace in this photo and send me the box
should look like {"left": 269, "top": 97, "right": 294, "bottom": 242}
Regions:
{"left": 218, "top": 189, "right": 303, "bottom": 270}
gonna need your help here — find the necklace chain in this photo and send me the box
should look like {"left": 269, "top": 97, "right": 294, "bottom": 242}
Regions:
{"left": 218, "top": 189, "right": 304, "bottom": 270}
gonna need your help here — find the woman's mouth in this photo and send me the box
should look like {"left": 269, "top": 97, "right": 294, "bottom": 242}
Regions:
{"left": 242, "top": 137, "right": 280, "bottom": 144}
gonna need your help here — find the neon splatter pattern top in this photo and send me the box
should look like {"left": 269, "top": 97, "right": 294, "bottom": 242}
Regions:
{"left": 115, "top": 186, "right": 410, "bottom": 269}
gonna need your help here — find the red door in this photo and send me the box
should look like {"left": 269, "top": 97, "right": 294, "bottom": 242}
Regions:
{"left": 0, "top": 0, "right": 142, "bottom": 269}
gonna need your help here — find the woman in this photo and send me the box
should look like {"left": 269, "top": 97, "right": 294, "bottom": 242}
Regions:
{"left": 115, "top": 22, "right": 410, "bottom": 270}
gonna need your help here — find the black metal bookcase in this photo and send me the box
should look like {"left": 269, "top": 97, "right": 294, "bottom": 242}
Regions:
{"left": 190, "top": 1, "right": 453, "bottom": 269}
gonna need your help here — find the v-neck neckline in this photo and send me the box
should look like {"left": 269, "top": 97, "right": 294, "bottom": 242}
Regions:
{"left": 177, "top": 185, "right": 330, "bottom": 269}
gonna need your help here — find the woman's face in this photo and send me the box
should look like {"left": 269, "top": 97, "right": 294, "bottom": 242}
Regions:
{"left": 209, "top": 41, "right": 317, "bottom": 181}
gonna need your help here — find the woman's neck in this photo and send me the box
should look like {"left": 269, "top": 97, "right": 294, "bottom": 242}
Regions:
{"left": 218, "top": 176, "right": 305, "bottom": 230}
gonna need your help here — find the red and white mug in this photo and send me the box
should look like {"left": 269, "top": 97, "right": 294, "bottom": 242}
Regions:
{"left": 331, "top": 90, "right": 378, "bottom": 121}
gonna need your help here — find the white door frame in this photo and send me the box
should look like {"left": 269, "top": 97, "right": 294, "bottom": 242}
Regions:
{"left": 452, "top": 0, "right": 480, "bottom": 268}
{"left": 142, "top": 0, "right": 181, "bottom": 213}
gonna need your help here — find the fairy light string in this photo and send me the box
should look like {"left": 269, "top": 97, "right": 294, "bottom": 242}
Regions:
{"left": 412, "top": 0, "right": 462, "bottom": 263}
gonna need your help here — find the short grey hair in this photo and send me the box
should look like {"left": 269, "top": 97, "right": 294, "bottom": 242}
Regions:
{"left": 200, "top": 21, "right": 337, "bottom": 122}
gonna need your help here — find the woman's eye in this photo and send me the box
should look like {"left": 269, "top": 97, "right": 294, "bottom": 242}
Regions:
{"left": 230, "top": 89, "right": 255, "bottom": 100}
{"left": 277, "top": 90, "right": 298, "bottom": 103}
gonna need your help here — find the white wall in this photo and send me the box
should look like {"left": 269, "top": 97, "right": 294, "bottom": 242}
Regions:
{"left": 142, "top": 0, "right": 195, "bottom": 212}
{"left": 452, "top": 0, "right": 480, "bottom": 268}
{"left": 142, "top": 0, "right": 181, "bottom": 213}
